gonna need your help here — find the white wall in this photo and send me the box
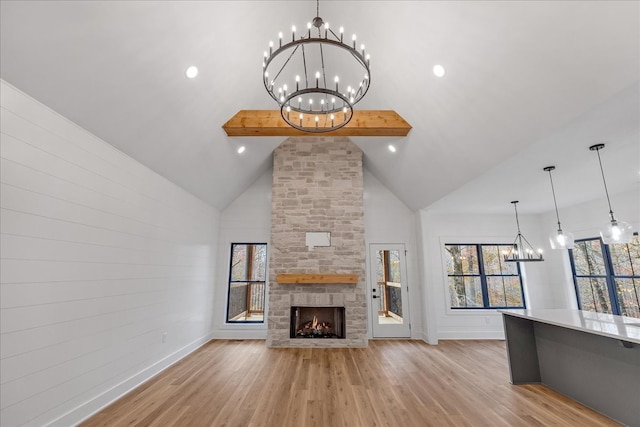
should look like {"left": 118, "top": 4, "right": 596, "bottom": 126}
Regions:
{"left": 212, "top": 169, "right": 272, "bottom": 339}
{"left": 363, "top": 169, "right": 422, "bottom": 339}
{"left": 419, "top": 186, "right": 639, "bottom": 343}
{"left": 419, "top": 210, "right": 550, "bottom": 342}
{"left": 0, "top": 80, "right": 219, "bottom": 427}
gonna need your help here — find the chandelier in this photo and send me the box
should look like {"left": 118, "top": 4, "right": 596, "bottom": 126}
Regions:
{"left": 503, "top": 201, "right": 544, "bottom": 262}
{"left": 262, "top": 0, "right": 371, "bottom": 133}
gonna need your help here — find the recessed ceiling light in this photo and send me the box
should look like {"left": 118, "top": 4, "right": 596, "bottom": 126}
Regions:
{"left": 185, "top": 66, "right": 198, "bottom": 79}
{"left": 237, "top": 146, "right": 246, "bottom": 154}
{"left": 433, "top": 64, "right": 445, "bottom": 77}
{"left": 388, "top": 145, "right": 396, "bottom": 153}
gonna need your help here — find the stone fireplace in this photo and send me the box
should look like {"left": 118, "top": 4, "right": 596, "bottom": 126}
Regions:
{"left": 267, "top": 137, "right": 367, "bottom": 347}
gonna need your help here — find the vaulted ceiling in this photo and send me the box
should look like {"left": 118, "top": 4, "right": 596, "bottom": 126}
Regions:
{"left": 1, "top": 1, "right": 638, "bottom": 213}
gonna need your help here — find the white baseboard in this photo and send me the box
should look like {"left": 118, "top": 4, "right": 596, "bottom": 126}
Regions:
{"left": 47, "top": 333, "right": 214, "bottom": 427}
{"left": 420, "top": 331, "right": 439, "bottom": 345}
{"left": 211, "top": 329, "right": 267, "bottom": 339}
{"left": 437, "top": 330, "right": 505, "bottom": 340}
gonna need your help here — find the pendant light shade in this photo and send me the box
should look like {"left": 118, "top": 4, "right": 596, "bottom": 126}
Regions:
{"left": 543, "top": 166, "right": 574, "bottom": 250}
{"left": 600, "top": 220, "right": 633, "bottom": 245}
{"left": 589, "top": 144, "right": 634, "bottom": 245}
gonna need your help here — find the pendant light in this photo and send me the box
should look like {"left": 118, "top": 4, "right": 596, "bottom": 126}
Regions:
{"left": 543, "top": 166, "right": 574, "bottom": 249}
{"left": 503, "top": 201, "right": 544, "bottom": 262}
{"left": 589, "top": 144, "right": 634, "bottom": 244}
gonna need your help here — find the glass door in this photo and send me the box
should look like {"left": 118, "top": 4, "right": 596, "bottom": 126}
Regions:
{"left": 369, "top": 244, "right": 410, "bottom": 338}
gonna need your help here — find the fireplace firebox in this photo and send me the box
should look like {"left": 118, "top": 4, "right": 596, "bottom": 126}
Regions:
{"left": 290, "top": 306, "right": 345, "bottom": 339}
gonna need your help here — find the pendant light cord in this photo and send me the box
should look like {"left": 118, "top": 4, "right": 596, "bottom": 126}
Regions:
{"left": 546, "top": 169, "right": 563, "bottom": 231}
{"left": 512, "top": 201, "right": 522, "bottom": 234}
{"left": 594, "top": 146, "right": 616, "bottom": 222}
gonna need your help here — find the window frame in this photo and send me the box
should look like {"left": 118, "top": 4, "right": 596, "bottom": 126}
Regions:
{"left": 445, "top": 243, "right": 526, "bottom": 310}
{"left": 569, "top": 237, "right": 639, "bottom": 317}
{"left": 225, "top": 242, "right": 268, "bottom": 324}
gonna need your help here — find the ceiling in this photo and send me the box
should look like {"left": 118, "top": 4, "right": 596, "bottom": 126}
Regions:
{"left": 1, "top": 1, "right": 638, "bottom": 213}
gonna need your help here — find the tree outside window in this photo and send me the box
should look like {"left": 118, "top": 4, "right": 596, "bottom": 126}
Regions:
{"left": 570, "top": 235, "right": 639, "bottom": 318}
{"left": 445, "top": 244, "right": 525, "bottom": 309}
{"left": 226, "top": 243, "right": 267, "bottom": 323}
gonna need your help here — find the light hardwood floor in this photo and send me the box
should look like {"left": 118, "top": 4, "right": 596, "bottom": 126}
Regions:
{"left": 82, "top": 340, "right": 619, "bottom": 427}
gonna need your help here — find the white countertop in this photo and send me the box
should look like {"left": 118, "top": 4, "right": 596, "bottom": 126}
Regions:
{"left": 500, "top": 309, "right": 640, "bottom": 345}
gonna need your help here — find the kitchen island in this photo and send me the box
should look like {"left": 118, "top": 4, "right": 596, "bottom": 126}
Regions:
{"left": 500, "top": 309, "right": 640, "bottom": 427}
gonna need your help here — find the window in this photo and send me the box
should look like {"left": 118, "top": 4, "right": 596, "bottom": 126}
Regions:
{"left": 374, "top": 249, "right": 403, "bottom": 321}
{"left": 445, "top": 244, "right": 525, "bottom": 309}
{"left": 570, "top": 235, "right": 639, "bottom": 318}
{"left": 226, "top": 243, "right": 267, "bottom": 323}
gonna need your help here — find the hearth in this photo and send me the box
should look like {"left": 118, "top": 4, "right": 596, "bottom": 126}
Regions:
{"left": 290, "top": 306, "right": 345, "bottom": 339}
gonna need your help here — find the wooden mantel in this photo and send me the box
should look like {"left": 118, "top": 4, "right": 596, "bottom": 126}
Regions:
{"left": 276, "top": 273, "right": 358, "bottom": 284}
{"left": 222, "top": 110, "right": 411, "bottom": 137}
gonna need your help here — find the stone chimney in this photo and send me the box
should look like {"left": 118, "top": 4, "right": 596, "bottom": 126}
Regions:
{"left": 267, "top": 137, "right": 367, "bottom": 347}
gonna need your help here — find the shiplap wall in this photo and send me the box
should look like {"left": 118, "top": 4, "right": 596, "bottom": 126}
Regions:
{"left": 0, "top": 80, "right": 219, "bottom": 426}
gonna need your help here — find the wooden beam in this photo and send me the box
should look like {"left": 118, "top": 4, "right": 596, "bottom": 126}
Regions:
{"left": 276, "top": 273, "right": 358, "bottom": 284}
{"left": 222, "top": 110, "right": 411, "bottom": 137}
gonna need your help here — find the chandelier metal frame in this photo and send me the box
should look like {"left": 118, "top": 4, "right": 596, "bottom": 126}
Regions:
{"left": 262, "top": 0, "right": 371, "bottom": 133}
{"left": 504, "top": 201, "right": 544, "bottom": 263}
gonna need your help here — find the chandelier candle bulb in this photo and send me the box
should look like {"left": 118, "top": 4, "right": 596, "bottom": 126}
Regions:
{"left": 278, "top": 32, "right": 283, "bottom": 47}
{"left": 295, "top": 75, "right": 300, "bottom": 91}
{"left": 352, "top": 34, "right": 357, "bottom": 49}
{"left": 315, "top": 71, "right": 320, "bottom": 87}
{"left": 361, "top": 44, "right": 365, "bottom": 57}
{"left": 324, "top": 22, "right": 329, "bottom": 38}
{"left": 335, "top": 76, "right": 339, "bottom": 92}
{"left": 307, "top": 22, "right": 312, "bottom": 37}
{"left": 269, "top": 41, "right": 273, "bottom": 55}
{"left": 292, "top": 25, "right": 296, "bottom": 41}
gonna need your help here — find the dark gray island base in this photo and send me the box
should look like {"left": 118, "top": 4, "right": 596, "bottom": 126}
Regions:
{"left": 501, "top": 309, "right": 640, "bottom": 427}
